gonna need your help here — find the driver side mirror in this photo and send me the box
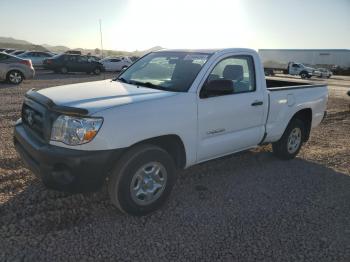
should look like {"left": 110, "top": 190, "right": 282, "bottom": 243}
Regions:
{"left": 201, "top": 79, "right": 234, "bottom": 98}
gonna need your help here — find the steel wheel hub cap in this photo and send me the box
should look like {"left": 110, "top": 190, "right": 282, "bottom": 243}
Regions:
{"left": 287, "top": 127, "right": 302, "bottom": 154}
{"left": 9, "top": 72, "right": 22, "bottom": 83}
{"left": 130, "top": 162, "right": 167, "bottom": 205}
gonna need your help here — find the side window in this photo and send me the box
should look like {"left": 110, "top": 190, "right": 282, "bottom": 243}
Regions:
{"left": 0, "top": 53, "right": 8, "bottom": 61}
{"left": 202, "top": 55, "right": 256, "bottom": 97}
{"left": 78, "top": 56, "right": 88, "bottom": 62}
{"left": 111, "top": 58, "right": 121, "bottom": 62}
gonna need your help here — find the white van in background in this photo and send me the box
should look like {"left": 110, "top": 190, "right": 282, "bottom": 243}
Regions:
{"left": 100, "top": 56, "right": 132, "bottom": 72}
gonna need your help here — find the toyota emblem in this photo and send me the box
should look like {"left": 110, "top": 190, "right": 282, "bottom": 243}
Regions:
{"left": 26, "top": 109, "right": 34, "bottom": 125}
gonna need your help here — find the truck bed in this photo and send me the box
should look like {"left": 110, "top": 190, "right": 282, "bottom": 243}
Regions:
{"left": 264, "top": 78, "right": 328, "bottom": 143}
{"left": 266, "top": 79, "right": 323, "bottom": 91}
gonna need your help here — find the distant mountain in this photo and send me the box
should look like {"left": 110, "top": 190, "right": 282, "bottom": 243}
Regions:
{"left": 0, "top": 36, "right": 164, "bottom": 56}
{"left": 0, "top": 36, "right": 32, "bottom": 45}
{"left": 132, "top": 46, "right": 164, "bottom": 56}
{"left": 42, "top": 44, "right": 70, "bottom": 53}
{"left": 145, "top": 46, "right": 163, "bottom": 52}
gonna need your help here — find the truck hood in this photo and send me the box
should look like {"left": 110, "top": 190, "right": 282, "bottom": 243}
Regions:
{"left": 38, "top": 79, "right": 178, "bottom": 114}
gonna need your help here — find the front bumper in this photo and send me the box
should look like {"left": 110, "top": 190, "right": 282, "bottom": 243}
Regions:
{"left": 14, "top": 123, "right": 123, "bottom": 192}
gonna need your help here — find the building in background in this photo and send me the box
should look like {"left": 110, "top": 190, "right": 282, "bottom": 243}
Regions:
{"left": 258, "top": 49, "right": 350, "bottom": 69}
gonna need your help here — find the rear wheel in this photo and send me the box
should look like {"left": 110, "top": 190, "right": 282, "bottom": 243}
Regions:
{"left": 7, "top": 70, "right": 24, "bottom": 84}
{"left": 108, "top": 144, "right": 177, "bottom": 216}
{"left": 272, "top": 118, "right": 305, "bottom": 160}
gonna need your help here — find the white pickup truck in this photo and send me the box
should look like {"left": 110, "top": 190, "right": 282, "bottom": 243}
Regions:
{"left": 14, "top": 48, "right": 328, "bottom": 216}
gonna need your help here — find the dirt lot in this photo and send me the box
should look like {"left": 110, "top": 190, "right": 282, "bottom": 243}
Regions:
{"left": 0, "top": 71, "right": 349, "bottom": 261}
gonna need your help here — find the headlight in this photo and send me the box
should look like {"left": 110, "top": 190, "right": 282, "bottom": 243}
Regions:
{"left": 51, "top": 115, "right": 103, "bottom": 145}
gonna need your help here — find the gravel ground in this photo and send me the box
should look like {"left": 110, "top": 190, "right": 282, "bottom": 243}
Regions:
{"left": 0, "top": 72, "right": 349, "bottom": 261}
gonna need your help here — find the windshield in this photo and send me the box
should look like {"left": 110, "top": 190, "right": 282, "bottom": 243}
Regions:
{"left": 116, "top": 51, "right": 210, "bottom": 92}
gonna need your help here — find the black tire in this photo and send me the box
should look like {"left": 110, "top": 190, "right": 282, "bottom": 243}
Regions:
{"left": 272, "top": 118, "right": 305, "bottom": 160}
{"left": 6, "top": 70, "right": 24, "bottom": 84}
{"left": 93, "top": 67, "right": 101, "bottom": 75}
{"left": 108, "top": 144, "right": 177, "bottom": 216}
{"left": 60, "top": 67, "right": 68, "bottom": 74}
{"left": 300, "top": 71, "right": 308, "bottom": 79}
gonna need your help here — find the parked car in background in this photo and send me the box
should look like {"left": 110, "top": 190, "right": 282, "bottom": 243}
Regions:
{"left": 100, "top": 56, "right": 132, "bottom": 71}
{"left": 87, "top": 55, "right": 101, "bottom": 62}
{"left": 43, "top": 54, "right": 104, "bottom": 74}
{"left": 10, "top": 50, "right": 27, "bottom": 56}
{"left": 130, "top": 56, "right": 140, "bottom": 62}
{"left": 18, "top": 51, "right": 54, "bottom": 67}
{"left": 314, "top": 68, "right": 332, "bottom": 78}
{"left": 4, "top": 49, "right": 16, "bottom": 54}
{"left": 0, "top": 53, "right": 34, "bottom": 84}
{"left": 65, "top": 50, "right": 82, "bottom": 55}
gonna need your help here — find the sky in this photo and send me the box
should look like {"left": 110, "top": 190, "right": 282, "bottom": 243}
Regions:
{"left": 0, "top": 0, "right": 349, "bottom": 51}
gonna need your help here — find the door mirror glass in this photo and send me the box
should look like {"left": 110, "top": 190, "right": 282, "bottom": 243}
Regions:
{"left": 201, "top": 79, "right": 234, "bottom": 98}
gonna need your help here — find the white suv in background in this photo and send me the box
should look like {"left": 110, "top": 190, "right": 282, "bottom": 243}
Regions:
{"left": 314, "top": 68, "right": 332, "bottom": 78}
{"left": 100, "top": 56, "right": 132, "bottom": 72}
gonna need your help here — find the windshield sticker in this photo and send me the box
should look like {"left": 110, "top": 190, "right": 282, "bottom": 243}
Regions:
{"left": 184, "top": 54, "right": 208, "bottom": 61}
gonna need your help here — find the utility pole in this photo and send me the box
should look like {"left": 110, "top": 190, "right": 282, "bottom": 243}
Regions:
{"left": 99, "top": 19, "right": 104, "bottom": 58}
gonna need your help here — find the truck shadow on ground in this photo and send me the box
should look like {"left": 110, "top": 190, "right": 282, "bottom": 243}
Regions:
{"left": 1, "top": 150, "right": 349, "bottom": 261}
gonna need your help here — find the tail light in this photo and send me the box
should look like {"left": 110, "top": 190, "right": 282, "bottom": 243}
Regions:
{"left": 19, "top": 59, "right": 33, "bottom": 68}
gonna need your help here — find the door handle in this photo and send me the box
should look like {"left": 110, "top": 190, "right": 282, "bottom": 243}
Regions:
{"left": 251, "top": 101, "right": 263, "bottom": 106}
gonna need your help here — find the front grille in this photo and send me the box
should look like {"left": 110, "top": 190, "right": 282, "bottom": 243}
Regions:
{"left": 22, "top": 101, "right": 46, "bottom": 140}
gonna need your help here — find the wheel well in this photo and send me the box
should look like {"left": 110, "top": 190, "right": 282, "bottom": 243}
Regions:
{"left": 133, "top": 135, "right": 186, "bottom": 169}
{"left": 292, "top": 108, "right": 312, "bottom": 141}
{"left": 299, "top": 70, "right": 308, "bottom": 75}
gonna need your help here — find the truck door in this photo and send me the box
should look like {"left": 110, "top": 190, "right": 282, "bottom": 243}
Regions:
{"left": 197, "top": 55, "right": 266, "bottom": 162}
{"left": 77, "top": 56, "right": 91, "bottom": 72}
{"left": 289, "top": 63, "right": 300, "bottom": 75}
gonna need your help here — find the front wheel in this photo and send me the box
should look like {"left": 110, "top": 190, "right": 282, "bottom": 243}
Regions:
{"left": 7, "top": 70, "right": 24, "bottom": 84}
{"left": 272, "top": 118, "right": 305, "bottom": 160}
{"left": 93, "top": 67, "right": 101, "bottom": 75}
{"left": 300, "top": 72, "right": 308, "bottom": 79}
{"left": 108, "top": 144, "right": 177, "bottom": 216}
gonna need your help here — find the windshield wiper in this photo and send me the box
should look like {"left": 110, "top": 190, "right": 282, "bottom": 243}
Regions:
{"left": 130, "top": 81, "right": 166, "bottom": 90}
{"left": 114, "top": 77, "right": 129, "bottom": 84}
